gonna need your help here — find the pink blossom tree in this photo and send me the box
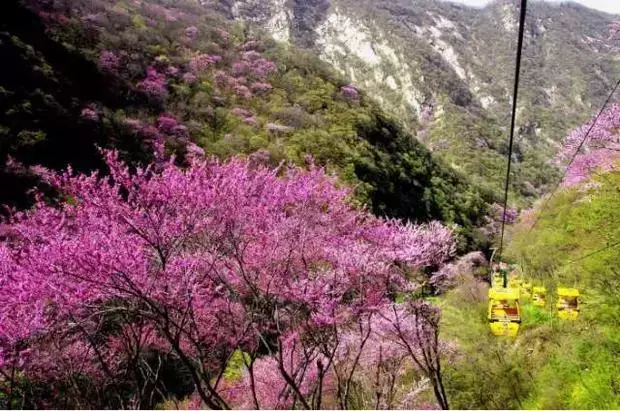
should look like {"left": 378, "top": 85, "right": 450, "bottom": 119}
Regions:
{"left": 340, "top": 86, "right": 359, "bottom": 101}
{"left": 98, "top": 50, "right": 120, "bottom": 73}
{"left": 182, "top": 72, "right": 198, "bottom": 84}
{"left": 80, "top": 106, "right": 99, "bottom": 121}
{"left": 217, "top": 301, "right": 455, "bottom": 410}
{"left": 215, "top": 28, "right": 229, "bottom": 43}
{"left": 189, "top": 54, "right": 221, "bottom": 75}
{"left": 0, "top": 152, "right": 455, "bottom": 408}
{"left": 376, "top": 301, "right": 451, "bottom": 410}
{"left": 184, "top": 26, "right": 199, "bottom": 41}
{"left": 137, "top": 67, "right": 168, "bottom": 101}
{"left": 555, "top": 104, "right": 620, "bottom": 186}
{"left": 478, "top": 203, "right": 519, "bottom": 241}
{"left": 156, "top": 114, "right": 189, "bottom": 139}
{"left": 430, "top": 251, "right": 487, "bottom": 294}
{"left": 250, "top": 82, "right": 273, "bottom": 94}
{"left": 608, "top": 21, "right": 620, "bottom": 41}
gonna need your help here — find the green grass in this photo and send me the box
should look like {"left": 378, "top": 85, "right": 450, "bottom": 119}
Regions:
{"left": 438, "top": 170, "right": 620, "bottom": 409}
{"left": 520, "top": 302, "right": 554, "bottom": 327}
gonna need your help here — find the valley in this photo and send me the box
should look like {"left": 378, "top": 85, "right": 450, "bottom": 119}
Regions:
{"left": 0, "top": 0, "right": 618, "bottom": 409}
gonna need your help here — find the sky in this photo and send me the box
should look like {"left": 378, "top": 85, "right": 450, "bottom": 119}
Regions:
{"left": 450, "top": 0, "right": 620, "bottom": 15}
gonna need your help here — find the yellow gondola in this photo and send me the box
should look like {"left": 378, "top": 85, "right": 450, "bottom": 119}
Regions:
{"left": 556, "top": 287, "right": 580, "bottom": 319}
{"left": 521, "top": 282, "right": 532, "bottom": 299}
{"left": 532, "top": 286, "right": 546, "bottom": 307}
{"left": 508, "top": 276, "right": 522, "bottom": 289}
{"left": 488, "top": 288, "right": 521, "bottom": 336}
{"left": 492, "top": 272, "right": 504, "bottom": 288}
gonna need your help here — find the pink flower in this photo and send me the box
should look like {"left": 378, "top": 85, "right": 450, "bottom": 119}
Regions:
{"left": 233, "top": 85, "right": 252, "bottom": 99}
{"left": 430, "top": 251, "right": 487, "bottom": 293}
{"left": 184, "top": 26, "right": 199, "bottom": 41}
{"left": 166, "top": 66, "right": 180, "bottom": 76}
{"left": 214, "top": 70, "right": 230, "bottom": 86}
{"left": 231, "top": 61, "right": 248, "bottom": 76}
{"left": 98, "top": 50, "right": 120, "bottom": 72}
{"left": 242, "top": 50, "right": 262, "bottom": 62}
{"left": 189, "top": 54, "right": 221, "bottom": 74}
{"left": 231, "top": 107, "right": 254, "bottom": 119}
{"left": 250, "top": 59, "right": 277, "bottom": 79}
{"left": 0, "top": 149, "right": 455, "bottom": 408}
{"left": 123, "top": 118, "right": 143, "bottom": 130}
{"left": 340, "top": 85, "right": 359, "bottom": 100}
{"left": 555, "top": 104, "right": 620, "bottom": 186}
{"left": 137, "top": 67, "right": 167, "bottom": 100}
{"left": 157, "top": 114, "right": 179, "bottom": 133}
{"left": 182, "top": 72, "right": 197, "bottom": 84}
{"left": 608, "top": 20, "right": 620, "bottom": 40}
{"left": 242, "top": 116, "right": 258, "bottom": 126}
{"left": 80, "top": 107, "right": 99, "bottom": 121}
{"left": 215, "top": 28, "right": 229, "bottom": 42}
{"left": 250, "top": 82, "right": 272, "bottom": 94}
{"left": 242, "top": 40, "right": 260, "bottom": 51}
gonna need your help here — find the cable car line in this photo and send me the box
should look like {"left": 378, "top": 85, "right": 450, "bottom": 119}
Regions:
{"left": 497, "top": 0, "right": 528, "bottom": 266}
{"left": 589, "top": 145, "right": 620, "bottom": 152}
{"left": 486, "top": 0, "right": 528, "bottom": 338}
{"left": 489, "top": 0, "right": 603, "bottom": 334}
{"left": 528, "top": 79, "right": 620, "bottom": 232}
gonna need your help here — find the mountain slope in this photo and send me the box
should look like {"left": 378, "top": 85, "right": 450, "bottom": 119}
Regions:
{"left": 0, "top": 0, "right": 494, "bottom": 250}
{"left": 498, "top": 168, "right": 620, "bottom": 409}
{"left": 224, "top": 0, "right": 620, "bottom": 202}
{"left": 437, "top": 108, "right": 620, "bottom": 409}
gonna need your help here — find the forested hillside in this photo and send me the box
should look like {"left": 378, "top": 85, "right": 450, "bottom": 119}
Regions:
{"left": 498, "top": 106, "right": 619, "bottom": 409}
{"left": 226, "top": 0, "right": 620, "bottom": 202}
{"left": 0, "top": 0, "right": 495, "bottom": 250}
{"left": 0, "top": 0, "right": 619, "bottom": 409}
{"left": 433, "top": 104, "right": 620, "bottom": 409}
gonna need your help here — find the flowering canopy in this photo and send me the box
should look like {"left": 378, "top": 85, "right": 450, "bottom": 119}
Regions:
{"left": 98, "top": 50, "right": 120, "bottom": 72}
{"left": 0, "top": 152, "right": 455, "bottom": 408}
{"left": 137, "top": 67, "right": 168, "bottom": 100}
{"left": 340, "top": 86, "right": 359, "bottom": 100}
{"left": 556, "top": 104, "right": 620, "bottom": 186}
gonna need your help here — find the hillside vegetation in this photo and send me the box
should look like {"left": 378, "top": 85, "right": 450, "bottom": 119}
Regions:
{"left": 228, "top": 0, "right": 620, "bottom": 203}
{"left": 423, "top": 167, "right": 619, "bottom": 409}
{"left": 0, "top": 0, "right": 493, "bottom": 250}
{"left": 0, "top": 0, "right": 619, "bottom": 409}
{"left": 504, "top": 169, "right": 619, "bottom": 409}
{"left": 436, "top": 101, "right": 620, "bottom": 408}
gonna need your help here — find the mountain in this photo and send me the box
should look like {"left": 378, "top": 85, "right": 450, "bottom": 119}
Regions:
{"left": 1, "top": 1, "right": 619, "bottom": 409}
{"left": 0, "top": 0, "right": 494, "bottom": 251}
{"left": 2, "top": 0, "right": 616, "bottom": 240}
{"left": 220, "top": 0, "right": 620, "bottom": 202}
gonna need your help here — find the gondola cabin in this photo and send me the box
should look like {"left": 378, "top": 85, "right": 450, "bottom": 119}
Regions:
{"left": 493, "top": 272, "right": 504, "bottom": 288}
{"left": 532, "top": 286, "right": 546, "bottom": 307}
{"left": 508, "top": 276, "right": 522, "bottom": 290}
{"left": 556, "top": 288, "right": 580, "bottom": 320}
{"left": 488, "top": 288, "right": 521, "bottom": 337}
{"left": 521, "top": 282, "right": 532, "bottom": 299}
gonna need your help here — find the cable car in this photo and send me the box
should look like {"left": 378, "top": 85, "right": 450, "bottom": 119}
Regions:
{"left": 556, "top": 288, "right": 580, "bottom": 319}
{"left": 521, "top": 282, "right": 532, "bottom": 299}
{"left": 488, "top": 288, "right": 521, "bottom": 336}
{"left": 492, "top": 272, "right": 504, "bottom": 288}
{"left": 508, "top": 276, "right": 522, "bottom": 289}
{"left": 532, "top": 286, "right": 546, "bottom": 307}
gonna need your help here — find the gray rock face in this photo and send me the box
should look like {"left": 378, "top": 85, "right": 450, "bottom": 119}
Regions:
{"left": 223, "top": 0, "right": 618, "bottom": 134}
